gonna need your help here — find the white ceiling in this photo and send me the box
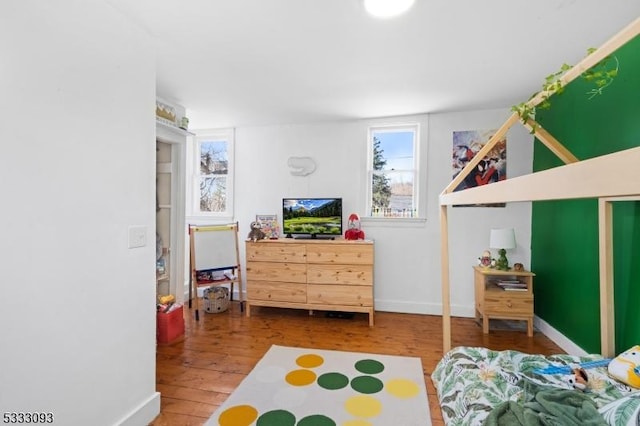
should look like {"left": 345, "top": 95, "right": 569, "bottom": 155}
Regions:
{"left": 107, "top": 0, "right": 640, "bottom": 129}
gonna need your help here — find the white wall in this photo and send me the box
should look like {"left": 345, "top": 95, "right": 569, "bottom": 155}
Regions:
{"left": 234, "top": 109, "right": 534, "bottom": 318}
{"left": 0, "top": 2, "right": 159, "bottom": 425}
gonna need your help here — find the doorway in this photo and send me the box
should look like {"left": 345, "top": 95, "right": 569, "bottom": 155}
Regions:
{"left": 156, "top": 124, "right": 188, "bottom": 304}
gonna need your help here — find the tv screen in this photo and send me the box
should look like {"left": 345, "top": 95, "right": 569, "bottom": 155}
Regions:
{"left": 282, "top": 198, "right": 342, "bottom": 238}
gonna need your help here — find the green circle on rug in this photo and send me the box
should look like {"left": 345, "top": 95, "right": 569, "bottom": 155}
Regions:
{"left": 317, "top": 372, "right": 349, "bottom": 390}
{"left": 256, "top": 409, "right": 296, "bottom": 426}
{"left": 354, "top": 359, "right": 384, "bottom": 374}
{"left": 351, "top": 375, "right": 384, "bottom": 394}
{"left": 297, "top": 414, "right": 336, "bottom": 426}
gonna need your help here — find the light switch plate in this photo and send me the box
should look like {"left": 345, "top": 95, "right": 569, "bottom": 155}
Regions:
{"left": 128, "top": 225, "right": 147, "bottom": 248}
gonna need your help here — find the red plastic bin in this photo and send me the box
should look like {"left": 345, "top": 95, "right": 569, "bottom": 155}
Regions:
{"left": 157, "top": 305, "right": 185, "bottom": 344}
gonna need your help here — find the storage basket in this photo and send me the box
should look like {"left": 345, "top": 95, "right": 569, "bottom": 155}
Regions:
{"left": 203, "top": 286, "right": 230, "bottom": 313}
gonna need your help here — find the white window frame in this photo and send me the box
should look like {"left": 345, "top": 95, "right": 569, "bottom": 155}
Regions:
{"left": 187, "top": 128, "right": 235, "bottom": 221}
{"left": 365, "top": 123, "right": 421, "bottom": 220}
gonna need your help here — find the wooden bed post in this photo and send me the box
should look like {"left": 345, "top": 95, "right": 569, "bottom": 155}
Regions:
{"left": 440, "top": 203, "right": 451, "bottom": 353}
{"left": 598, "top": 198, "right": 615, "bottom": 358}
{"left": 598, "top": 197, "right": 640, "bottom": 358}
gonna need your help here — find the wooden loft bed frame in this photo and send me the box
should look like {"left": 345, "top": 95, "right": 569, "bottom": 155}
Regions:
{"left": 439, "top": 17, "right": 640, "bottom": 358}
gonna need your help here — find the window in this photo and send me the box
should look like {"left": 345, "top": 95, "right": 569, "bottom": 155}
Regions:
{"left": 190, "top": 129, "right": 234, "bottom": 218}
{"left": 367, "top": 124, "right": 419, "bottom": 218}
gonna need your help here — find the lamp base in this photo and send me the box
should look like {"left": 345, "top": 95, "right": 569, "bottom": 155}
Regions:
{"left": 495, "top": 248, "right": 509, "bottom": 270}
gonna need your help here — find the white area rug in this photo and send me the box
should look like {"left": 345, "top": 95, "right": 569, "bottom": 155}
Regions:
{"left": 206, "top": 344, "right": 431, "bottom": 426}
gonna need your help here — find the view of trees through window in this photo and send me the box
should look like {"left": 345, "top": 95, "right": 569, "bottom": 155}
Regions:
{"left": 372, "top": 137, "right": 392, "bottom": 209}
{"left": 199, "top": 140, "right": 228, "bottom": 212}
{"left": 370, "top": 127, "right": 417, "bottom": 217}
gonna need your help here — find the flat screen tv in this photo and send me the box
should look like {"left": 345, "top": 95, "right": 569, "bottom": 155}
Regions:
{"left": 282, "top": 198, "right": 342, "bottom": 239}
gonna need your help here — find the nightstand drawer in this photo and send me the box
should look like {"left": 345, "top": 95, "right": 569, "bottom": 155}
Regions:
{"left": 484, "top": 295, "right": 533, "bottom": 316}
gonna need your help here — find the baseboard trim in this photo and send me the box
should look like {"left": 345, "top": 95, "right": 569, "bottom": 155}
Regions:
{"left": 116, "top": 391, "right": 160, "bottom": 426}
{"left": 534, "top": 316, "right": 587, "bottom": 356}
{"left": 374, "top": 300, "right": 474, "bottom": 318}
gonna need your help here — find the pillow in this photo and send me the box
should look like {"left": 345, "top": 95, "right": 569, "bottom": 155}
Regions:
{"left": 608, "top": 345, "right": 640, "bottom": 388}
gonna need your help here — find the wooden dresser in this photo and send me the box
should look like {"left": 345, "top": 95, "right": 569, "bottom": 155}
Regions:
{"left": 245, "top": 238, "right": 375, "bottom": 325}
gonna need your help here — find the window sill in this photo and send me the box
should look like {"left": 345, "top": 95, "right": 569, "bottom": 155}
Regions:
{"left": 361, "top": 216, "right": 426, "bottom": 228}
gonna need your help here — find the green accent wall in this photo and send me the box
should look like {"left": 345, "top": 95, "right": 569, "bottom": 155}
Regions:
{"left": 532, "top": 35, "right": 640, "bottom": 354}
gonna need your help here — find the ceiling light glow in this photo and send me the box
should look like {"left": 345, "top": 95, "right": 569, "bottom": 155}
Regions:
{"left": 364, "top": 0, "right": 415, "bottom": 18}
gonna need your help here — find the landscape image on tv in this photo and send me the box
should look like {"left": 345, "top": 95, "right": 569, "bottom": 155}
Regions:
{"left": 283, "top": 198, "right": 342, "bottom": 236}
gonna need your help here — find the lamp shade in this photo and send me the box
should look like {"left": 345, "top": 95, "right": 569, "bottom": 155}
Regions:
{"left": 489, "top": 228, "right": 516, "bottom": 250}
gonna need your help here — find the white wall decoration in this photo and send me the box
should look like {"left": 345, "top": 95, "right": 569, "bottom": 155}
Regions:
{"left": 287, "top": 156, "right": 317, "bottom": 176}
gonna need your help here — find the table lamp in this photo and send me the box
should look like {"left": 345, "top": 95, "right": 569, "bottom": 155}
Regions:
{"left": 490, "top": 228, "right": 516, "bottom": 270}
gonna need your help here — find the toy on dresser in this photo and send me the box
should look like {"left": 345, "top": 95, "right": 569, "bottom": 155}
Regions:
{"left": 247, "top": 221, "right": 267, "bottom": 242}
{"left": 344, "top": 213, "right": 365, "bottom": 240}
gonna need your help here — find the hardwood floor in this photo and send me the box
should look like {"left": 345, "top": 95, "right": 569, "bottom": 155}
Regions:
{"left": 151, "top": 302, "right": 564, "bottom": 425}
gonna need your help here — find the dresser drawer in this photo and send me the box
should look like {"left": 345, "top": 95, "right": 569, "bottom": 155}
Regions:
{"left": 247, "top": 281, "right": 306, "bottom": 303}
{"left": 484, "top": 295, "right": 533, "bottom": 316}
{"left": 306, "top": 243, "right": 373, "bottom": 265}
{"left": 307, "top": 264, "right": 372, "bottom": 285}
{"left": 246, "top": 261, "right": 306, "bottom": 283}
{"left": 307, "top": 284, "right": 373, "bottom": 306}
{"left": 246, "top": 242, "right": 306, "bottom": 263}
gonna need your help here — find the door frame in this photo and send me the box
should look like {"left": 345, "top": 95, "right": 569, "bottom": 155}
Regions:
{"left": 156, "top": 123, "right": 188, "bottom": 304}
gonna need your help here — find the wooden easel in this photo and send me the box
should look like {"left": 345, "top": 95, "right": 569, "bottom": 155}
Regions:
{"left": 188, "top": 222, "right": 243, "bottom": 320}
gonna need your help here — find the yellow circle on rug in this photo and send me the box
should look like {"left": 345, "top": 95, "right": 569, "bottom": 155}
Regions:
{"left": 344, "top": 420, "right": 373, "bottom": 426}
{"left": 286, "top": 369, "right": 317, "bottom": 386}
{"left": 218, "top": 404, "right": 258, "bottom": 426}
{"left": 344, "top": 395, "right": 382, "bottom": 418}
{"left": 385, "top": 378, "right": 420, "bottom": 398}
{"left": 296, "top": 353, "right": 324, "bottom": 368}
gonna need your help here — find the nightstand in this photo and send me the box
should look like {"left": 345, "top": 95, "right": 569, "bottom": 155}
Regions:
{"left": 473, "top": 266, "right": 535, "bottom": 336}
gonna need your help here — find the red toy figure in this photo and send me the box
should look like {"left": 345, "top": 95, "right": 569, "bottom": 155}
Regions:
{"left": 344, "top": 213, "right": 365, "bottom": 240}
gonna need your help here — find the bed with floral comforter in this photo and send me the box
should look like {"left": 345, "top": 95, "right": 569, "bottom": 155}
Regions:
{"left": 432, "top": 346, "right": 640, "bottom": 425}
